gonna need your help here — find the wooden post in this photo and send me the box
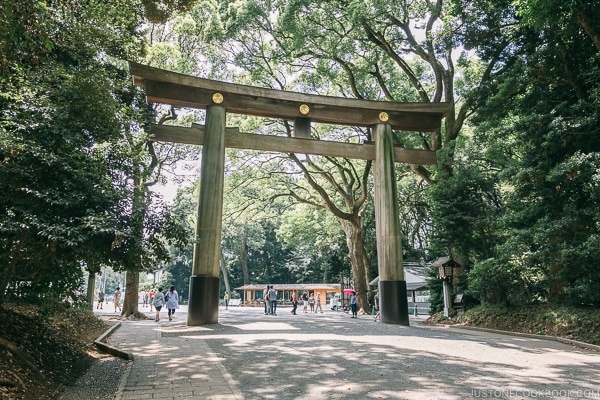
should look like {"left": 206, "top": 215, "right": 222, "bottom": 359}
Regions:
{"left": 442, "top": 280, "right": 454, "bottom": 318}
{"left": 373, "top": 123, "right": 409, "bottom": 326}
{"left": 188, "top": 105, "right": 226, "bottom": 325}
{"left": 293, "top": 117, "right": 311, "bottom": 138}
{"left": 86, "top": 272, "right": 96, "bottom": 312}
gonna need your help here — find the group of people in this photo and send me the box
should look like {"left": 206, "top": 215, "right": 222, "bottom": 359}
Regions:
{"left": 98, "top": 285, "right": 374, "bottom": 322}
{"left": 263, "top": 285, "right": 278, "bottom": 315}
{"left": 259, "top": 288, "right": 325, "bottom": 316}
{"left": 96, "top": 285, "right": 180, "bottom": 322}
{"left": 151, "top": 286, "right": 179, "bottom": 322}
{"left": 142, "top": 289, "right": 154, "bottom": 309}
{"left": 289, "top": 291, "right": 323, "bottom": 315}
{"left": 96, "top": 287, "right": 121, "bottom": 312}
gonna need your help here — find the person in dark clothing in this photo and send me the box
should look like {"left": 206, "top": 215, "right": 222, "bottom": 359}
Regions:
{"left": 291, "top": 291, "right": 298, "bottom": 315}
{"left": 97, "top": 289, "right": 105, "bottom": 309}
{"left": 350, "top": 291, "right": 358, "bottom": 318}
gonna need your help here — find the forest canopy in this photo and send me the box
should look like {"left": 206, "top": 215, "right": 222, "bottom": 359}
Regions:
{"left": 1, "top": 0, "right": 599, "bottom": 311}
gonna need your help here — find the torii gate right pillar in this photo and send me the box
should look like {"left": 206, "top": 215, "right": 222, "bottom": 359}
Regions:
{"left": 373, "top": 123, "right": 409, "bottom": 326}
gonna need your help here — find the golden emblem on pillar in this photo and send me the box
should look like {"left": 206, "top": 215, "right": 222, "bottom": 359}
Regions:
{"left": 299, "top": 104, "right": 310, "bottom": 115}
{"left": 212, "top": 92, "right": 224, "bottom": 104}
{"left": 379, "top": 112, "right": 389, "bottom": 122}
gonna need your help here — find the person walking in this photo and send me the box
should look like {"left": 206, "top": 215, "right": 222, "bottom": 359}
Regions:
{"left": 263, "top": 286, "right": 270, "bottom": 315}
{"left": 291, "top": 291, "right": 298, "bottom": 315}
{"left": 148, "top": 288, "right": 155, "bottom": 312}
{"left": 96, "top": 288, "right": 104, "bottom": 310}
{"left": 374, "top": 291, "right": 380, "bottom": 322}
{"left": 142, "top": 291, "right": 149, "bottom": 308}
{"left": 302, "top": 291, "right": 308, "bottom": 313}
{"left": 309, "top": 293, "right": 315, "bottom": 312}
{"left": 152, "top": 287, "right": 165, "bottom": 322}
{"left": 315, "top": 292, "right": 323, "bottom": 313}
{"left": 113, "top": 287, "right": 122, "bottom": 313}
{"left": 268, "top": 286, "right": 277, "bottom": 315}
{"left": 166, "top": 285, "right": 179, "bottom": 321}
{"left": 224, "top": 291, "right": 230, "bottom": 310}
{"left": 350, "top": 291, "right": 358, "bottom": 318}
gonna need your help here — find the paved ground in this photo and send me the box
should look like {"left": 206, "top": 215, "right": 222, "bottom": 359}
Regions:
{"left": 94, "top": 304, "right": 600, "bottom": 400}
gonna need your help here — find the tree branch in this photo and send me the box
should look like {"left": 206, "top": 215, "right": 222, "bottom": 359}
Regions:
{"left": 288, "top": 153, "right": 354, "bottom": 221}
{"left": 332, "top": 56, "right": 363, "bottom": 99}
{"left": 362, "top": 19, "right": 430, "bottom": 102}
{"left": 369, "top": 62, "right": 394, "bottom": 101}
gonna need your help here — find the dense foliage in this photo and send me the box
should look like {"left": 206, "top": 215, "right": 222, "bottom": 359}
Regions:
{"left": 0, "top": 0, "right": 188, "bottom": 308}
{"left": 0, "top": 303, "right": 109, "bottom": 399}
{"left": 458, "top": 303, "right": 600, "bottom": 346}
{"left": 0, "top": 0, "right": 144, "bottom": 303}
{"left": 1, "top": 0, "right": 599, "bottom": 313}
{"left": 442, "top": 0, "right": 600, "bottom": 307}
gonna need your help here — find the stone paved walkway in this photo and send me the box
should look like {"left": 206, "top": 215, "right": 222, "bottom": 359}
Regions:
{"left": 101, "top": 305, "right": 600, "bottom": 400}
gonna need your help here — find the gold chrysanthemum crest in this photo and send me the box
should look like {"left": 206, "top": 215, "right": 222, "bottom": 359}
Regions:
{"left": 212, "top": 92, "right": 224, "bottom": 104}
{"left": 299, "top": 104, "right": 310, "bottom": 115}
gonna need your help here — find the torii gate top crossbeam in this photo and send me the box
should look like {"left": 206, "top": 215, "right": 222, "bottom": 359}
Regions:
{"left": 129, "top": 62, "right": 451, "bottom": 132}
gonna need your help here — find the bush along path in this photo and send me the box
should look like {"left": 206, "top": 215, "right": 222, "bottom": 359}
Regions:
{"left": 0, "top": 303, "right": 109, "bottom": 400}
{"left": 429, "top": 304, "right": 600, "bottom": 347}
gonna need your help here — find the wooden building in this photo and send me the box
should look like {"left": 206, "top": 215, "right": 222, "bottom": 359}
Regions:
{"left": 370, "top": 263, "right": 430, "bottom": 315}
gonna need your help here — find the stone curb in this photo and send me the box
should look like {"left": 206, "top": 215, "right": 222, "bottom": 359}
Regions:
{"left": 448, "top": 324, "right": 600, "bottom": 352}
{"left": 113, "top": 355, "right": 133, "bottom": 400}
{"left": 93, "top": 322, "right": 134, "bottom": 360}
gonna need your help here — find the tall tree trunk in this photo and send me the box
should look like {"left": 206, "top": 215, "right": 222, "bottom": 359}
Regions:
{"left": 122, "top": 270, "right": 146, "bottom": 318}
{"left": 576, "top": 6, "right": 600, "bottom": 50}
{"left": 86, "top": 273, "right": 96, "bottom": 311}
{"left": 241, "top": 235, "right": 249, "bottom": 285}
{"left": 120, "top": 162, "right": 150, "bottom": 319}
{"left": 548, "top": 263, "right": 565, "bottom": 301}
{"left": 0, "top": 239, "right": 24, "bottom": 306}
{"left": 220, "top": 250, "right": 231, "bottom": 294}
{"left": 340, "top": 219, "right": 369, "bottom": 313}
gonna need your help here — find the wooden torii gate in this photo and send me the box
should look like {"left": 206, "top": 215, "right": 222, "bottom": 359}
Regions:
{"left": 129, "top": 62, "right": 450, "bottom": 326}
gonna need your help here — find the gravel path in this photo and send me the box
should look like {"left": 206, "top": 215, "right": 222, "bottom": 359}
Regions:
{"left": 58, "top": 353, "right": 128, "bottom": 400}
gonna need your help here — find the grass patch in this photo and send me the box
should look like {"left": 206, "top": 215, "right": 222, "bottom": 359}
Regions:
{"left": 0, "top": 302, "right": 109, "bottom": 399}
{"left": 459, "top": 304, "right": 600, "bottom": 345}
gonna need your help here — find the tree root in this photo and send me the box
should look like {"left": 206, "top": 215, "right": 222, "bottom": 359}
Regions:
{"left": 0, "top": 370, "right": 25, "bottom": 389}
{"left": 0, "top": 338, "right": 47, "bottom": 382}
{"left": 120, "top": 310, "right": 151, "bottom": 320}
{"left": 0, "top": 379, "right": 17, "bottom": 388}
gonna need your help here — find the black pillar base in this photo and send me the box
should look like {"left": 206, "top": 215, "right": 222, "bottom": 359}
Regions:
{"left": 187, "top": 276, "right": 219, "bottom": 325}
{"left": 380, "top": 280, "right": 409, "bottom": 326}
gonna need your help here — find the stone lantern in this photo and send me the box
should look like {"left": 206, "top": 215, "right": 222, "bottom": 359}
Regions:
{"left": 432, "top": 256, "right": 458, "bottom": 317}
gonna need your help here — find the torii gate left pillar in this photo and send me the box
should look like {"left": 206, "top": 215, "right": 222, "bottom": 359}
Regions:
{"left": 374, "top": 123, "right": 409, "bottom": 325}
{"left": 188, "top": 105, "right": 225, "bottom": 325}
